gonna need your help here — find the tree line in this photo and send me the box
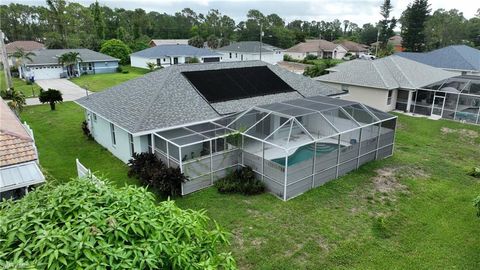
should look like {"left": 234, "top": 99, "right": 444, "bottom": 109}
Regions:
{"left": 0, "top": 0, "right": 479, "bottom": 53}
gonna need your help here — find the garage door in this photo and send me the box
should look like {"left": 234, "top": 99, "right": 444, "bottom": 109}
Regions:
{"left": 203, "top": 57, "right": 220, "bottom": 63}
{"left": 32, "top": 66, "right": 63, "bottom": 80}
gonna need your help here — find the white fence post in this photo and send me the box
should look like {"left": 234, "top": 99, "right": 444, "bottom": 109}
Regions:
{"left": 76, "top": 158, "right": 101, "bottom": 184}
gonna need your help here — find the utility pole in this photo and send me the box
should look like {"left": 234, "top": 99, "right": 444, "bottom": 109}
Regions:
{"left": 259, "top": 23, "right": 263, "bottom": 61}
{"left": 375, "top": 28, "right": 380, "bottom": 57}
{"left": 0, "top": 30, "right": 13, "bottom": 90}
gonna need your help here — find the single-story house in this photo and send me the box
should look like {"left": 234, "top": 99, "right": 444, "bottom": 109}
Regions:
{"left": 216, "top": 41, "right": 284, "bottom": 65}
{"left": 371, "top": 35, "right": 404, "bottom": 52}
{"left": 396, "top": 45, "right": 480, "bottom": 76}
{"left": 149, "top": 39, "right": 189, "bottom": 47}
{"left": 20, "top": 49, "right": 119, "bottom": 80}
{"left": 75, "top": 61, "right": 397, "bottom": 200}
{"left": 0, "top": 98, "right": 45, "bottom": 200}
{"left": 5, "top": 40, "right": 45, "bottom": 66}
{"left": 285, "top": 39, "right": 347, "bottom": 60}
{"left": 315, "top": 55, "right": 456, "bottom": 112}
{"left": 335, "top": 40, "right": 369, "bottom": 56}
{"left": 130, "top": 44, "right": 222, "bottom": 69}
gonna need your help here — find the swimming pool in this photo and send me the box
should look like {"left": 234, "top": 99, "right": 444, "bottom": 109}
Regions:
{"left": 271, "top": 143, "right": 338, "bottom": 166}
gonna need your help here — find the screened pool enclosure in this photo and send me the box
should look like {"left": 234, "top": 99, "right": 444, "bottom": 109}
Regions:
{"left": 153, "top": 96, "right": 397, "bottom": 200}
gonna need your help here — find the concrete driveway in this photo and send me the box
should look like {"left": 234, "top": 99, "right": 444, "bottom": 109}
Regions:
{"left": 26, "top": 79, "right": 91, "bottom": 106}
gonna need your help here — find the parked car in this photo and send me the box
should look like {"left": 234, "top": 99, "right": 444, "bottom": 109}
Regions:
{"left": 359, "top": 54, "right": 376, "bottom": 60}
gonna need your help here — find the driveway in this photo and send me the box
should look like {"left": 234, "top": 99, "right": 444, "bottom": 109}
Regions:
{"left": 26, "top": 79, "right": 91, "bottom": 106}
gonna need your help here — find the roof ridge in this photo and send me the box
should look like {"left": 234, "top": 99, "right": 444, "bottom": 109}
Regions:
{"left": 451, "top": 46, "right": 477, "bottom": 70}
{"left": 133, "top": 68, "right": 174, "bottom": 132}
{"left": 371, "top": 60, "right": 392, "bottom": 88}
{"left": 389, "top": 56, "right": 415, "bottom": 88}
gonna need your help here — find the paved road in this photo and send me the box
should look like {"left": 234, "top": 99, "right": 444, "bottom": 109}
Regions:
{"left": 26, "top": 79, "right": 91, "bottom": 106}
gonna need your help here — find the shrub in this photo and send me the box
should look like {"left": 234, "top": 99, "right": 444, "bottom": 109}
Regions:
{"left": 100, "top": 39, "right": 132, "bottom": 65}
{"left": 215, "top": 166, "right": 265, "bottom": 195}
{"left": 116, "top": 65, "right": 123, "bottom": 72}
{"left": 186, "top": 57, "right": 200, "bottom": 64}
{"left": 283, "top": 54, "right": 294, "bottom": 61}
{"left": 122, "top": 70, "right": 129, "bottom": 74}
{"left": 0, "top": 178, "right": 236, "bottom": 269}
{"left": 467, "top": 167, "right": 480, "bottom": 178}
{"left": 304, "top": 54, "right": 318, "bottom": 61}
{"left": 81, "top": 120, "right": 92, "bottom": 139}
{"left": 188, "top": 35, "right": 204, "bottom": 48}
{"left": 146, "top": 62, "right": 157, "bottom": 71}
{"left": 128, "top": 152, "right": 186, "bottom": 197}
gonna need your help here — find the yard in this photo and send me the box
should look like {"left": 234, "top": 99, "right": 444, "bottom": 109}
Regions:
{"left": 20, "top": 102, "right": 480, "bottom": 269}
{"left": 69, "top": 65, "right": 149, "bottom": 92}
{"left": 0, "top": 70, "right": 42, "bottom": 97}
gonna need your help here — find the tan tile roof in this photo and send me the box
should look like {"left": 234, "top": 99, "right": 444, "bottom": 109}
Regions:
{"left": 5, "top": 41, "right": 45, "bottom": 54}
{"left": 285, "top": 39, "right": 339, "bottom": 53}
{"left": 0, "top": 98, "right": 37, "bottom": 167}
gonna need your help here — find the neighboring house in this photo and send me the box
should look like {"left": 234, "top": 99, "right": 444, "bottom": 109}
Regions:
{"left": 130, "top": 44, "right": 222, "bottom": 69}
{"left": 285, "top": 39, "right": 347, "bottom": 60}
{"left": 149, "top": 39, "right": 189, "bottom": 47}
{"left": 20, "top": 49, "right": 119, "bottom": 80}
{"left": 76, "top": 60, "right": 396, "bottom": 201}
{"left": 315, "top": 55, "right": 456, "bottom": 112}
{"left": 335, "top": 40, "right": 368, "bottom": 56}
{"left": 277, "top": 61, "right": 313, "bottom": 74}
{"left": 0, "top": 98, "right": 45, "bottom": 200}
{"left": 396, "top": 45, "right": 480, "bottom": 76}
{"left": 216, "top": 41, "right": 284, "bottom": 65}
{"left": 5, "top": 40, "right": 45, "bottom": 66}
{"left": 371, "top": 35, "right": 404, "bottom": 52}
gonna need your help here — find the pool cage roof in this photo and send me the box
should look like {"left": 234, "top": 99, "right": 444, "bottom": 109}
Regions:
{"left": 422, "top": 76, "right": 480, "bottom": 96}
{"left": 155, "top": 96, "right": 396, "bottom": 151}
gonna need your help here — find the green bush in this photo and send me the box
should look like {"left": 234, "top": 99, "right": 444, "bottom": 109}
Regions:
{"left": 121, "top": 70, "right": 129, "bottom": 74}
{"left": 467, "top": 167, "right": 480, "bottom": 178}
{"left": 100, "top": 39, "right": 132, "bottom": 65}
{"left": 215, "top": 166, "right": 265, "bottom": 195}
{"left": 128, "top": 152, "right": 186, "bottom": 197}
{"left": 0, "top": 178, "right": 236, "bottom": 269}
{"left": 116, "top": 65, "right": 123, "bottom": 73}
{"left": 81, "top": 120, "right": 92, "bottom": 140}
{"left": 304, "top": 54, "right": 318, "bottom": 61}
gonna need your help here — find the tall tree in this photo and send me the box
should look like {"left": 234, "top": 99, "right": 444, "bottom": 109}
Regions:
{"left": 425, "top": 9, "right": 467, "bottom": 49}
{"left": 401, "top": 0, "right": 430, "bottom": 52}
{"left": 46, "top": 0, "right": 68, "bottom": 48}
{"left": 378, "top": 0, "right": 397, "bottom": 49}
{"left": 92, "top": 0, "right": 105, "bottom": 40}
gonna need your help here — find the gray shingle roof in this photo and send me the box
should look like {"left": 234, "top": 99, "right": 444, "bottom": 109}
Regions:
{"left": 76, "top": 61, "right": 342, "bottom": 134}
{"left": 396, "top": 45, "right": 480, "bottom": 72}
{"left": 131, "top": 44, "right": 221, "bottom": 58}
{"left": 316, "top": 55, "right": 456, "bottom": 90}
{"left": 217, "top": 41, "right": 282, "bottom": 53}
{"left": 25, "top": 49, "right": 119, "bottom": 65}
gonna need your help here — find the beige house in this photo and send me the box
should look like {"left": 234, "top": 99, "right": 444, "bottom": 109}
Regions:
{"left": 335, "top": 40, "right": 368, "bottom": 56}
{"left": 285, "top": 39, "right": 347, "bottom": 60}
{"left": 315, "top": 55, "right": 456, "bottom": 112}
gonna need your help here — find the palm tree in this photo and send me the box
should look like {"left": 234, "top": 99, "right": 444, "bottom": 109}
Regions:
{"left": 58, "top": 52, "right": 82, "bottom": 78}
{"left": 10, "top": 48, "right": 36, "bottom": 79}
{"left": 6, "top": 89, "right": 26, "bottom": 115}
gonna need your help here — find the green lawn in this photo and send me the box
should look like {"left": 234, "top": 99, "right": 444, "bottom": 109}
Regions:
{"left": 20, "top": 102, "right": 480, "bottom": 269}
{"left": 69, "top": 65, "right": 149, "bottom": 92}
{"left": 0, "top": 71, "right": 42, "bottom": 97}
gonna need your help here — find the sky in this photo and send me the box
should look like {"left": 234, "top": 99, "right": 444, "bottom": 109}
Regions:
{"left": 5, "top": 0, "right": 479, "bottom": 26}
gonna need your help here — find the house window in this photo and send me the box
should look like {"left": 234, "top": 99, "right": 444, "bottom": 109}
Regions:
{"left": 93, "top": 113, "right": 97, "bottom": 122}
{"left": 147, "top": 135, "right": 152, "bottom": 153}
{"left": 110, "top": 123, "right": 116, "bottom": 146}
{"left": 387, "top": 90, "right": 393, "bottom": 105}
{"left": 129, "top": 134, "right": 134, "bottom": 156}
{"left": 163, "top": 58, "right": 166, "bottom": 62}
{"left": 235, "top": 53, "right": 238, "bottom": 58}
{"left": 341, "top": 85, "right": 349, "bottom": 92}
{"left": 229, "top": 52, "right": 232, "bottom": 58}
{"left": 157, "top": 58, "right": 161, "bottom": 66}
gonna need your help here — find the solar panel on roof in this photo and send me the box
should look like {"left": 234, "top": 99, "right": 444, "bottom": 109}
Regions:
{"left": 182, "top": 66, "right": 296, "bottom": 103}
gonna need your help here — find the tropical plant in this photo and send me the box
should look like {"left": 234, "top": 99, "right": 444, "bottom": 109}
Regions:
{"left": 38, "top": 88, "right": 63, "bottom": 110}
{"left": 186, "top": 57, "right": 200, "bottom": 64}
{"left": 303, "top": 59, "right": 338, "bottom": 77}
{"left": 100, "top": 39, "right": 132, "bottom": 65}
{"left": 128, "top": 152, "right": 187, "bottom": 197}
{"left": 188, "top": 35, "right": 204, "bottom": 48}
{"left": 2, "top": 89, "right": 26, "bottom": 115}
{"left": 10, "top": 48, "right": 36, "bottom": 78}
{"left": 215, "top": 166, "right": 265, "bottom": 195}
{"left": 81, "top": 120, "right": 92, "bottom": 139}
{"left": 146, "top": 62, "right": 157, "bottom": 71}
{"left": 207, "top": 35, "right": 219, "bottom": 49}
{"left": 57, "top": 51, "right": 82, "bottom": 77}
{"left": 0, "top": 178, "right": 236, "bottom": 269}
{"left": 219, "top": 37, "right": 230, "bottom": 47}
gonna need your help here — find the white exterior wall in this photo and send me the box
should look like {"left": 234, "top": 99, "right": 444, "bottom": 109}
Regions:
{"left": 218, "top": 51, "right": 283, "bottom": 64}
{"left": 322, "top": 82, "right": 398, "bottom": 112}
{"left": 131, "top": 55, "right": 221, "bottom": 69}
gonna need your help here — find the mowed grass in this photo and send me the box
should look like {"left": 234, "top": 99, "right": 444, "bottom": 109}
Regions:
{"left": 69, "top": 65, "right": 149, "bottom": 92}
{"left": 20, "top": 102, "right": 136, "bottom": 187}
{"left": 0, "top": 70, "right": 42, "bottom": 97}
{"left": 20, "top": 102, "right": 480, "bottom": 269}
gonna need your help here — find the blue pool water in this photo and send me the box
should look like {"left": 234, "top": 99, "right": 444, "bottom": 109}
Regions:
{"left": 271, "top": 143, "right": 338, "bottom": 166}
